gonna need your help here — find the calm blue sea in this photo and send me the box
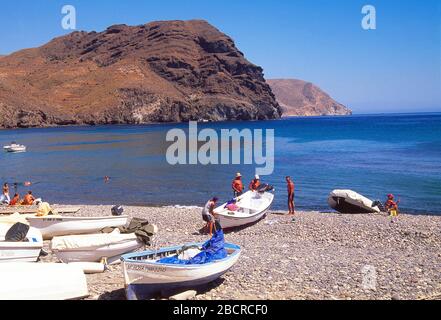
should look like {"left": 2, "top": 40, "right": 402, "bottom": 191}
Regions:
{"left": 1, "top": 113, "right": 440, "bottom": 214}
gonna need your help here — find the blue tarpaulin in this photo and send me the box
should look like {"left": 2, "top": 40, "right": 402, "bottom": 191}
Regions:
{"left": 158, "top": 229, "right": 227, "bottom": 265}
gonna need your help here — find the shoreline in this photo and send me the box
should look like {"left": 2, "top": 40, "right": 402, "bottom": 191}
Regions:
{"left": 41, "top": 205, "right": 441, "bottom": 300}
{"left": 3, "top": 112, "right": 440, "bottom": 131}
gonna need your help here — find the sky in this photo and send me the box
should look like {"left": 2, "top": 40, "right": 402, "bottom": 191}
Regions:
{"left": 0, "top": 0, "right": 440, "bottom": 114}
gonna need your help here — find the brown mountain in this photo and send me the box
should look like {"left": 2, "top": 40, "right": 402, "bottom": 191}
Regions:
{"left": 0, "top": 20, "right": 282, "bottom": 128}
{"left": 267, "top": 79, "right": 351, "bottom": 117}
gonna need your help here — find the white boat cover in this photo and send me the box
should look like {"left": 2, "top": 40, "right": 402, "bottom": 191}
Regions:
{"left": 51, "top": 229, "right": 138, "bottom": 251}
{"left": 329, "top": 189, "right": 380, "bottom": 212}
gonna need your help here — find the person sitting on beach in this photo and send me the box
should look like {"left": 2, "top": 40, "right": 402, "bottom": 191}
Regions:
{"left": 202, "top": 197, "right": 218, "bottom": 236}
{"left": 249, "top": 175, "right": 261, "bottom": 191}
{"left": 232, "top": 173, "right": 244, "bottom": 197}
{"left": 9, "top": 193, "right": 20, "bottom": 206}
{"left": 22, "top": 191, "right": 35, "bottom": 206}
{"left": 1, "top": 183, "right": 10, "bottom": 204}
{"left": 225, "top": 199, "right": 239, "bottom": 212}
{"left": 385, "top": 194, "right": 400, "bottom": 217}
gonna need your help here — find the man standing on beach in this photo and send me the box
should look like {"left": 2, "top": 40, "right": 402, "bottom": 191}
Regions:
{"left": 232, "top": 173, "right": 244, "bottom": 197}
{"left": 202, "top": 197, "right": 218, "bottom": 236}
{"left": 286, "top": 176, "right": 295, "bottom": 215}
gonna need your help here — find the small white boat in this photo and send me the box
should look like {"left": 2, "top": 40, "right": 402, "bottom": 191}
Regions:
{"left": 51, "top": 230, "right": 143, "bottom": 264}
{"left": 3, "top": 142, "right": 27, "bottom": 153}
{"left": 121, "top": 242, "right": 241, "bottom": 300}
{"left": 328, "top": 189, "right": 381, "bottom": 214}
{"left": 0, "top": 263, "right": 89, "bottom": 300}
{"left": 26, "top": 215, "right": 129, "bottom": 240}
{"left": 0, "top": 223, "right": 43, "bottom": 263}
{"left": 214, "top": 190, "right": 274, "bottom": 229}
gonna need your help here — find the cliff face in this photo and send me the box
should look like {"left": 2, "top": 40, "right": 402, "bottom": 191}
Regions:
{"left": 0, "top": 20, "right": 282, "bottom": 128}
{"left": 267, "top": 79, "right": 352, "bottom": 117}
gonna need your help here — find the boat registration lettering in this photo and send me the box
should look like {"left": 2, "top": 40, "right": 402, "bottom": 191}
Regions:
{"left": 127, "top": 263, "right": 166, "bottom": 273}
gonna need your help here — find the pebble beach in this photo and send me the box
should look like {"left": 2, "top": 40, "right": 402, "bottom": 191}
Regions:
{"left": 41, "top": 205, "right": 441, "bottom": 300}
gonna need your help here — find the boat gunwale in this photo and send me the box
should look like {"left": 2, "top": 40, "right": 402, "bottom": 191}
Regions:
{"left": 25, "top": 215, "right": 129, "bottom": 221}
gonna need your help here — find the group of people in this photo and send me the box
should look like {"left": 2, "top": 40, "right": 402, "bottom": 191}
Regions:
{"left": 232, "top": 172, "right": 295, "bottom": 214}
{"left": 0, "top": 182, "right": 37, "bottom": 206}
{"left": 201, "top": 173, "right": 297, "bottom": 235}
{"left": 201, "top": 172, "right": 402, "bottom": 234}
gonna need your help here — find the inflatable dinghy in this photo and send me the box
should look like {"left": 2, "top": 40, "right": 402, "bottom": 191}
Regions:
{"left": 328, "top": 190, "right": 381, "bottom": 214}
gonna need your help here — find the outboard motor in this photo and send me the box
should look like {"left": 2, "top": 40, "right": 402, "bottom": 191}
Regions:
{"left": 257, "top": 183, "right": 274, "bottom": 193}
{"left": 111, "top": 205, "right": 124, "bottom": 216}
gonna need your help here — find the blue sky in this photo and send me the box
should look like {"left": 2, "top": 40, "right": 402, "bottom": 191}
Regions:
{"left": 0, "top": 0, "right": 440, "bottom": 113}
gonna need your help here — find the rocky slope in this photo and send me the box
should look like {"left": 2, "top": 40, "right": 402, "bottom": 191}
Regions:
{"left": 0, "top": 20, "right": 282, "bottom": 128}
{"left": 267, "top": 79, "right": 352, "bottom": 117}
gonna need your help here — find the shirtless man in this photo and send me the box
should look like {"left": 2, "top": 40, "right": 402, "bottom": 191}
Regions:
{"left": 22, "top": 191, "right": 35, "bottom": 205}
{"left": 286, "top": 176, "right": 295, "bottom": 215}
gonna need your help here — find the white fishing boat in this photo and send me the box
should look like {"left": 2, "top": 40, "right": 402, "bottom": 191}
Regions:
{"left": 214, "top": 190, "right": 274, "bottom": 229}
{"left": 25, "top": 215, "right": 129, "bottom": 240}
{"left": 121, "top": 242, "right": 241, "bottom": 300}
{"left": 0, "top": 223, "right": 43, "bottom": 263}
{"left": 3, "top": 142, "right": 27, "bottom": 153}
{"left": 328, "top": 189, "right": 381, "bottom": 214}
{"left": 51, "top": 230, "right": 143, "bottom": 264}
{"left": 0, "top": 263, "right": 89, "bottom": 300}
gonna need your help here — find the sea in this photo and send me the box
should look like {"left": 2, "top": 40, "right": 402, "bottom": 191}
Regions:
{"left": 1, "top": 113, "right": 440, "bottom": 215}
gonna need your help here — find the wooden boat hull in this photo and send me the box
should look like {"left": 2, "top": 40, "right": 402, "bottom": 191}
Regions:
{"left": 26, "top": 215, "right": 129, "bottom": 240}
{"left": 121, "top": 243, "right": 241, "bottom": 300}
{"left": 0, "top": 225, "right": 43, "bottom": 263}
{"left": 51, "top": 234, "right": 142, "bottom": 264}
{"left": 214, "top": 191, "right": 274, "bottom": 229}
{"left": 0, "top": 263, "right": 88, "bottom": 300}
{"left": 0, "top": 206, "right": 81, "bottom": 215}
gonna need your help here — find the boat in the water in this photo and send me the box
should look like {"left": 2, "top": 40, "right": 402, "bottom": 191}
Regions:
{"left": 51, "top": 230, "right": 143, "bottom": 264}
{"left": 3, "top": 142, "right": 27, "bottom": 153}
{"left": 214, "top": 188, "right": 274, "bottom": 229}
{"left": 0, "top": 263, "right": 89, "bottom": 300}
{"left": 0, "top": 223, "right": 43, "bottom": 263}
{"left": 25, "top": 215, "right": 129, "bottom": 240}
{"left": 121, "top": 234, "right": 241, "bottom": 300}
{"left": 328, "top": 189, "right": 382, "bottom": 214}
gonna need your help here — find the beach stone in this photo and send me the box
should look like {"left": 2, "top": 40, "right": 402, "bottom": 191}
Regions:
{"left": 169, "top": 290, "right": 197, "bottom": 300}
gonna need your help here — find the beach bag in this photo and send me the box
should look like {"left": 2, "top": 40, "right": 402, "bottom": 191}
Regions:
{"left": 36, "top": 202, "right": 53, "bottom": 217}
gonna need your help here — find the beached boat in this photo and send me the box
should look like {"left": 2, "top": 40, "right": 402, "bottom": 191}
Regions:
{"left": 0, "top": 205, "right": 81, "bottom": 215}
{"left": 26, "top": 215, "right": 129, "bottom": 240}
{"left": 121, "top": 242, "right": 241, "bottom": 300}
{"left": 0, "top": 223, "right": 43, "bottom": 262}
{"left": 214, "top": 190, "right": 274, "bottom": 229}
{"left": 51, "top": 230, "right": 143, "bottom": 264}
{"left": 3, "top": 142, "right": 26, "bottom": 153}
{"left": 328, "top": 189, "right": 381, "bottom": 214}
{"left": 0, "top": 263, "right": 89, "bottom": 300}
